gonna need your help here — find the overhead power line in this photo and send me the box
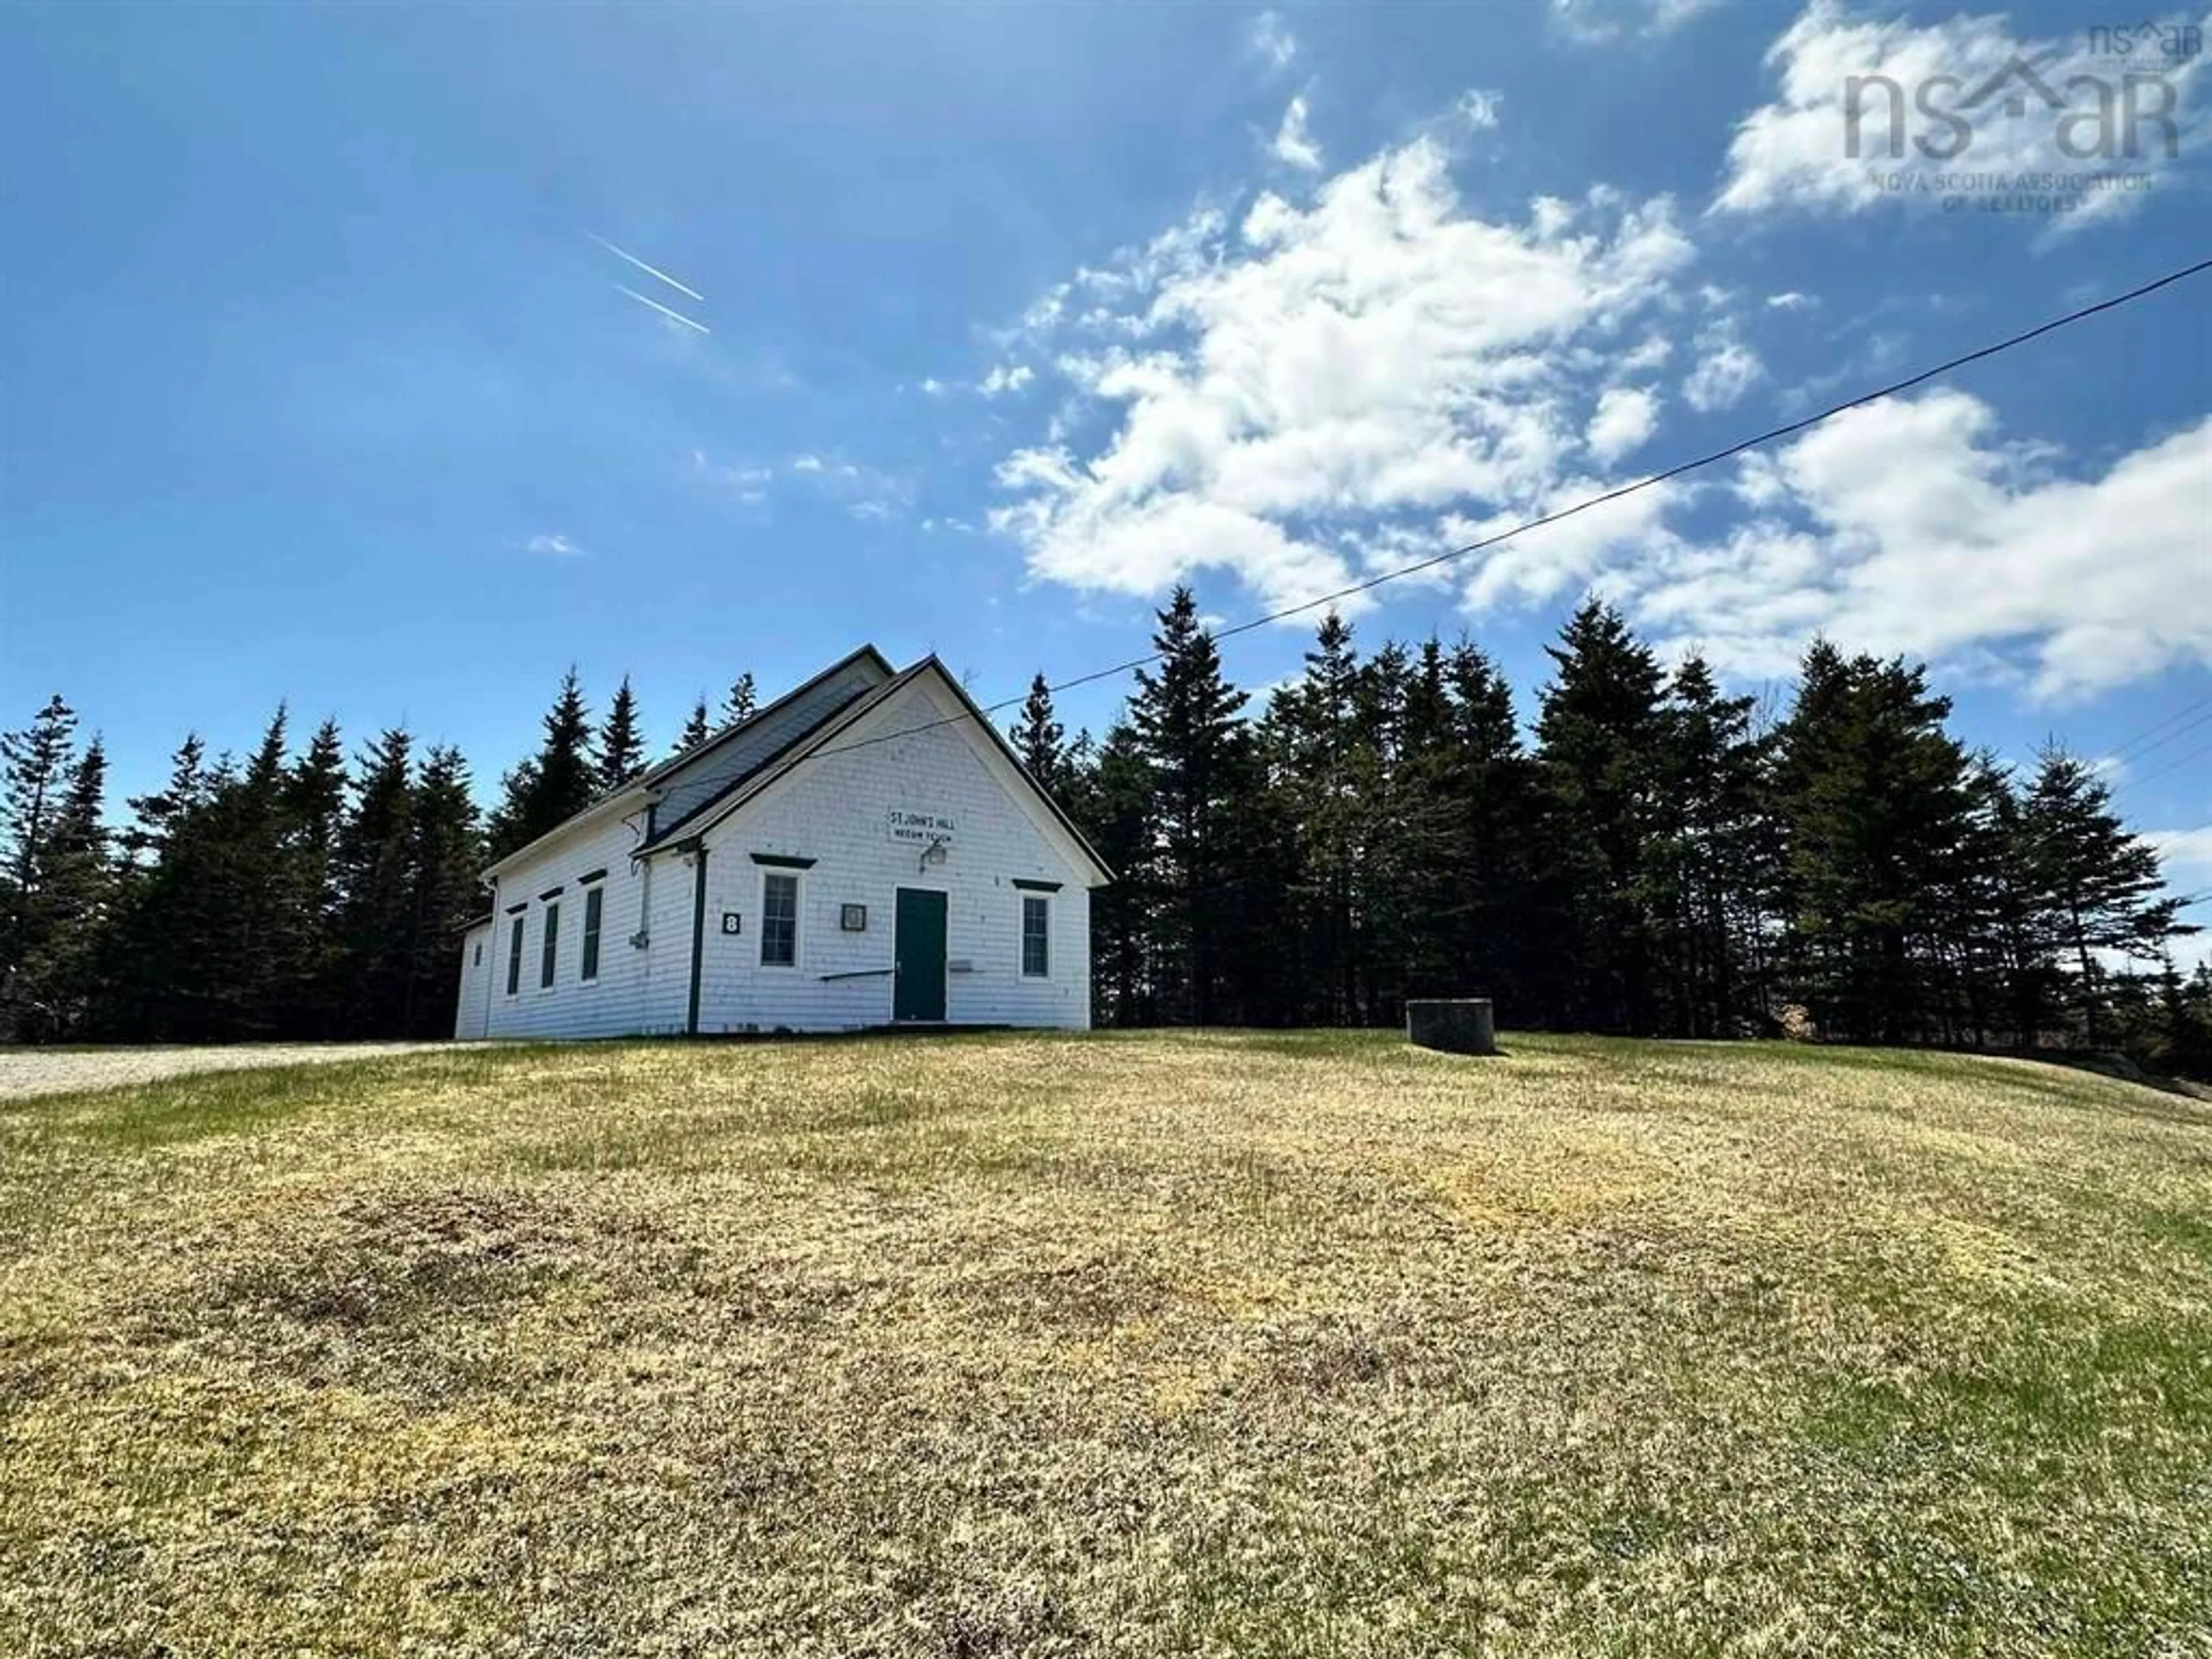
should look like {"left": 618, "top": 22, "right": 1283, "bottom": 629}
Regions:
{"left": 2104, "top": 692, "right": 2212, "bottom": 766}
{"left": 790, "top": 253, "right": 2212, "bottom": 771}
{"left": 2124, "top": 727, "right": 2212, "bottom": 794}
{"left": 2115, "top": 705, "right": 2212, "bottom": 773}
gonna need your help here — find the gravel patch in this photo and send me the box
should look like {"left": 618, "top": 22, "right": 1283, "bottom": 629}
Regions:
{"left": 0, "top": 1043, "right": 450, "bottom": 1102}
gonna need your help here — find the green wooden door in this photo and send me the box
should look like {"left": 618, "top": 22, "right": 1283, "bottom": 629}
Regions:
{"left": 893, "top": 888, "right": 948, "bottom": 1022}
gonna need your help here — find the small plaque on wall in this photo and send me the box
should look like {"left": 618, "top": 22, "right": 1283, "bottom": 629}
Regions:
{"left": 840, "top": 903, "right": 868, "bottom": 931}
{"left": 721, "top": 912, "right": 742, "bottom": 935}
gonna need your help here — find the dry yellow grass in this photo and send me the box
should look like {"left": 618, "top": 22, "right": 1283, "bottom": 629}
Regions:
{"left": 2, "top": 1031, "right": 2209, "bottom": 1656}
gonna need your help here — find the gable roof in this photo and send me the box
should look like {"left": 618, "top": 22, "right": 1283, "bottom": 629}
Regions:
{"left": 644, "top": 655, "right": 1113, "bottom": 885}
{"left": 632, "top": 644, "right": 893, "bottom": 798}
{"left": 639, "top": 655, "right": 926, "bottom": 853}
{"left": 479, "top": 645, "right": 892, "bottom": 883}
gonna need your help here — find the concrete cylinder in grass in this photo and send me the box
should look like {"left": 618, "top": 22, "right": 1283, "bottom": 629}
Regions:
{"left": 1406, "top": 998, "right": 1497, "bottom": 1055}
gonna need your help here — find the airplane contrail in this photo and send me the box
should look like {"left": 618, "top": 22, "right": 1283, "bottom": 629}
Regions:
{"left": 590, "top": 234, "right": 704, "bottom": 302}
{"left": 613, "top": 283, "right": 711, "bottom": 335}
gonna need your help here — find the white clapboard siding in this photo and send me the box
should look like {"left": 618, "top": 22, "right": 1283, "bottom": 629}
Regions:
{"left": 453, "top": 654, "right": 1102, "bottom": 1039}
{"left": 473, "top": 802, "right": 671, "bottom": 1040}
{"left": 454, "top": 922, "right": 493, "bottom": 1040}
{"left": 692, "top": 676, "right": 1092, "bottom": 1032}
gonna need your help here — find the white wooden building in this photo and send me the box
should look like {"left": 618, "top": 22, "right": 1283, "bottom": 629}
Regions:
{"left": 453, "top": 647, "right": 1110, "bottom": 1039}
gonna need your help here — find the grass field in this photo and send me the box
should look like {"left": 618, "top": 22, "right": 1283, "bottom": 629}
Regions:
{"left": 2, "top": 1032, "right": 2209, "bottom": 1657}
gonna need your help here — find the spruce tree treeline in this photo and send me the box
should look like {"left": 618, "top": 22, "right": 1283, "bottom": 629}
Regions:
{"left": 0, "top": 664, "right": 662, "bottom": 1043}
{"left": 1033, "top": 589, "right": 2203, "bottom": 1065}
{"left": 2, "top": 604, "right": 2202, "bottom": 1065}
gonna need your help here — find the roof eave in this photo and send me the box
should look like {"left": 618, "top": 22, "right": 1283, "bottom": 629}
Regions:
{"left": 478, "top": 784, "right": 657, "bottom": 885}
{"left": 476, "top": 643, "right": 896, "bottom": 884}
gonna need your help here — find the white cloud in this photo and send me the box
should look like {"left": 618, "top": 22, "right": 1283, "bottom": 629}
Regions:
{"left": 1573, "top": 392, "right": 2212, "bottom": 699}
{"left": 991, "top": 132, "right": 1696, "bottom": 616}
{"left": 979, "top": 363, "right": 1036, "bottom": 397}
{"left": 1766, "top": 290, "right": 1815, "bottom": 310}
{"left": 918, "top": 376, "right": 948, "bottom": 396}
{"left": 985, "top": 82, "right": 2209, "bottom": 706}
{"left": 1618, "top": 332, "right": 1673, "bottom": 373}
{"left": 1460, "top": 479, "right": 1684, "bottom": 614}
{"left": 1714, "top": 1, "right": 2205, "bottom": 232}
{"left": 1457, "top": 89, "right": 1504, "bottom": 130}
{"left": 692, "top": 453, "right": 773, "bottom": 503}
{"left": 1551, "top": 0, "right": 1719, "bottom": 43}
{"left": 1587, "top": 385, "right": 1661, "bottom": 463}
{"left": 1250, "top": 9, "right": 1300, "bottom": 70}
{"left": 2148, "top": 828, "right": 2212, "bottom": 881}
{"left": 1682, "top": 318, "right": 1763, "bottom": 411}
{"left": 525, "top": 533, "right": 586, "bottom": 558}
{"left": 698, "top": 450, "right": 907, "bottom": 517}
{"left": 1271, "top": 95, "right": 1324, "bottom": 171}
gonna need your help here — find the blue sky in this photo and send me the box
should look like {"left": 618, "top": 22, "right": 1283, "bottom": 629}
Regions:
{"left": 3, "top": 0, "right": 2208, "bottom": 912}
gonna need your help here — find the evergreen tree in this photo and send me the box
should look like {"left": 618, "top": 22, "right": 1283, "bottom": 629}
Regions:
{"left": 596, "top": 676, "right": 647, "bottom": 791}
{"left": 1069, "top": 722, "right": 1157, "bottom": 1027}
{"left": 406, "top": 745, "right": 484, "bottom": 1037}
{"left": 1533, "top": 602, "right": 1675, "bottom": 1033}
{"left": 487, "top": 669, "right": 594, "bottom": 860}
{"left": 99, "top": 734, "right": 210, "bottom": 1039}
{"left": 1945, "top": 757, "right": 2038, "bottom": 1048}
{"left": 1, "top": 695, "right": 80, "bottom": 1025}
{"left": 336, "top": 728, "right": 419, "bottom": 1037}
{"left": 2015, "top": 746, "right": 2192, "bottom": 1046}
{"left": 1380, "top": 641, "right": 1467, "bottom": 1012}
{"left": 285, "top": 718, "right": 350, "bottom": 1035}
{"left": 1128, "top": 588, "right": 1253, "bottom": 1025}
{"left": 128, "top": 704, "right": 315, "bottom": 1040}
{"left": 1353, "top": 639, "right": 1439, "bottom": 1024}
{"left": 676, "top": 698, "right": 713, "bottom": 755}
{"left": 1771, "top": 645, "right": 1981, "bottom": 1044}
{"left": 1659, "top": 656, "right": 1770, "bottom": 1037}
{"left": 1438, "top": 638, "right": 1541, "bottom": 1021}
{"left": 1008, "top": 674, "right": 1070, "bottom": 794}
{"left": 723, "top": 672, "right": 757, "bottom": 725}
{"left": 120, "top": 733, "right": 207, "bottom": 871}
{"left": 2172, "top": 961, "right": 2212, "bottom": 1079}
{"left": 10, "top": 736, "right": 113, "bottom": 1039}
{"left": 1263, "top": 614, "right": 1370, "bottom": 1023}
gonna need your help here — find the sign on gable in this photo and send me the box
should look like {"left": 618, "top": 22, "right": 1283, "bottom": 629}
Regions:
{"left": 888, "top": 809, "right": 956, "bottom": 846}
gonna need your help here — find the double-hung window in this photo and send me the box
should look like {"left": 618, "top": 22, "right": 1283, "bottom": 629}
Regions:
{"left": 539, "top": 902, "right": 560, "bottom": 989}
{"left": 506, "top": 916, "right": 524, "bottom": 996}
{"left": 760, "top": 872, "right": 799, "bottom": 967}
{"left": 1021, "top": 895, "right": 1050, "bottom": 978}
{"left": 580, "top": 886, "right": 604, "bottom": 983}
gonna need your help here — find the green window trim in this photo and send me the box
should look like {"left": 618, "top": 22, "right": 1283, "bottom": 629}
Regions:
{"left": 506, "top": 916, "right": 525, "bottom": 997}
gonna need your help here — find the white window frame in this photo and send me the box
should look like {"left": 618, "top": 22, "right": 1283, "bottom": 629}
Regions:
{"left": 505, "top": 915, "right": 525, "bottom": 998}
{"left": 1020, "top": 892, "right": 1051, "bottom": 978}
{"left": 759, "top": 868, "right": 804, "bottom": 971}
